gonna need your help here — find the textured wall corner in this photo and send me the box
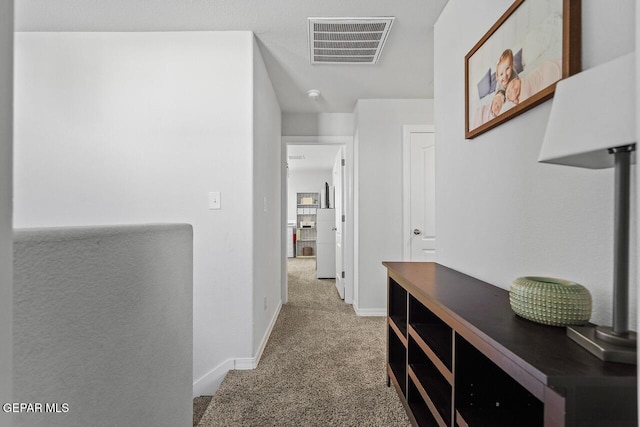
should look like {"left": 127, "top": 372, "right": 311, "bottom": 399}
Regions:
{"left": 0, "top": 1, "right": 13, "bottom": 423}
{"left": 12, "top": 224, "right": 193, "bottom": 427}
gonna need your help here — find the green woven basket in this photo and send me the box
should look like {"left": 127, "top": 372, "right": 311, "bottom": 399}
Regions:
{"left": 509, "top": 277, "right": 592, "bottom": 326}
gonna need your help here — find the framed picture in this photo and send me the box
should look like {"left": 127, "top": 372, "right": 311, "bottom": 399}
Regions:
{"left": 465, "top": 0, "right": 581, "bottom": 139}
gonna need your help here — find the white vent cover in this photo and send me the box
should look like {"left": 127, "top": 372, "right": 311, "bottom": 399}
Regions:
{"left": 308, "top": 17, "right": 394, "bottom": 65}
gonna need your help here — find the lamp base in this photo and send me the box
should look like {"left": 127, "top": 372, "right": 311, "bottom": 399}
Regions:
{"left": 595, "top": 326, "right": 637, "bottom": 346}
{"left": 567, "top": 325, "right": 637, "bottom": 364}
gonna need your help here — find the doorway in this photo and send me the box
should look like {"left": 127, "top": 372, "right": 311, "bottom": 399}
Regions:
{"left": 282, "top": 136, "right": 352, "bottom": 305}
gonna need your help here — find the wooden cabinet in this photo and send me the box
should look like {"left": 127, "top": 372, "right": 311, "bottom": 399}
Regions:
{"left": 384, "top": 262, "right": 637, "bottom": 427}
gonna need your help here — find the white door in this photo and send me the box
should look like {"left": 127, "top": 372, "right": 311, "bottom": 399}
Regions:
{"left": 403, "top": 126, "right": 436, "bottom": 261}
{"left": 317, "top": 209, "right": 336, "bottom": 278}
{"left": 333, "top": 148, "right": 345, "bottom": 298}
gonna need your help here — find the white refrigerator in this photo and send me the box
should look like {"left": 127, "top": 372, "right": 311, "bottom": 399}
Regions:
{"left": 316, "top": 209, "right": 336, "bottom": 279}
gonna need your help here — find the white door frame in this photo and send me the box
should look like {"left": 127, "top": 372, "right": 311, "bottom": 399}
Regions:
{"left": 281, "top": 135, "right": 353, "bottom": 305}
{"left": 402, "top": 125, "right": 435, "bottom": 260}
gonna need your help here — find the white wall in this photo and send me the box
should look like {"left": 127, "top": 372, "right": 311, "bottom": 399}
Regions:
{"left": 353, "top": 99, "right": 435, "bottom": 313}
{"left": 351, "top": 126, "right": 359, "bottom": 306}
{"left": 282, "top": 113, "right": 354, "bottom": 136}
{"left": 435, "top": 1, "right": 636, "bottom": 327}
{"left": 13, "top": 224, "right": 192, "bottom": 427}
{"left": 252, "top": 37, "right": 282, "bottom": 356}
{"left": 0, "top": 1, "right": 13, "bottom": 424}
{"left": 13, "top": 31, "right": 268, "bottom": 396}
{"left": 287, "top": 169, "right": 333, "bottom": 222}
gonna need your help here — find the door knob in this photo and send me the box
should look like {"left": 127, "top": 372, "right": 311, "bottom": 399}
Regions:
{"left": 413, "top": 229, "right": 422, "bottom": 235}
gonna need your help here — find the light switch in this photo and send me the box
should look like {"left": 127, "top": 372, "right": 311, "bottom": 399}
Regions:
{"left": 209, "top": 192, "right": 221, "bottom": 210}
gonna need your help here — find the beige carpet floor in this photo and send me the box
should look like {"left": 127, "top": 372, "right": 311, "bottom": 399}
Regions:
{"left": 195, "top": 257, "right": 409, "bottom": 426}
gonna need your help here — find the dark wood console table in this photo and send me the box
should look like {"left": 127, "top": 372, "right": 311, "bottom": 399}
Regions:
{"left": 383, "top": 261, "right": 636, "bottom": 427}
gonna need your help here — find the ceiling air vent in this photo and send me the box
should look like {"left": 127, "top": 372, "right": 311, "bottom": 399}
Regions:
{"left": 308, "top": 17, "right": 394, "bottom": 65}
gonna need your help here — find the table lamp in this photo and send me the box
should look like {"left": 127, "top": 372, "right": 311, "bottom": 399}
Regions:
{"left": 539, "top": 52, "right": 636, "bottom": 364}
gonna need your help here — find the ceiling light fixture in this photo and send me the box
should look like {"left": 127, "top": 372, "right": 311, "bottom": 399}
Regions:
{"left": 307, "top": 89, "right": 321, "bottom": 100}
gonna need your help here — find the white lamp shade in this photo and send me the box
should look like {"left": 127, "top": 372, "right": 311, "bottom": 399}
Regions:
{"left": 539, "top": 52, "right": 636, "bottom": 169}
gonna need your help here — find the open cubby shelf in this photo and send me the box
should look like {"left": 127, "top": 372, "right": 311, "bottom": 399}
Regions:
{"left": 388, "top": 324, "right": 407, "bottom": 397}
{"left": 384, "top": 262, "right": 637, "bottom": 427}
{"left": 408, "top": 326, "right": 452, "bottom": 385}
{"left": 409, "top": 294, "right": 453, "bottom": 372}
{"left": 408, "top": 377, "right": 441, "bottom": 427}
{"left": 389, "top": 278, "right": 408, "bottom": 337}
{"left": 409, "top": 335, "right": 451, "bottom": 426}
{"left": 410, "top": 324, "right": 451, "bottom": 365}
{"left": 390, "top": 315, "right": 408, "bottom": 339}
{"left": 455, "top": 334, "right": 542, "bottom": 426}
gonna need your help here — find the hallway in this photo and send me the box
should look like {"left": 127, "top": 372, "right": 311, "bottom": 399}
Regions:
{"left": 195, "top": 258, "right": 409, "bottom": 426}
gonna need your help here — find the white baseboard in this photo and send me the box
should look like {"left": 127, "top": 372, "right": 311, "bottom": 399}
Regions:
{"left": 335, "top": 279, "right": 345, "bottom": 299}
{"left": 192, "top": 358, "right": 234, "bottom": 398}
{"left": 235, "top": 300, "right": 282, "bottom": 370}
{"left": 255, "top": 300, "right": 282, "bottom": 365}
{"left": 192, "top": 300, "right": 283, "bottom": 397}
{"left": 352, "top": 301, "right": 386, "bottom": 317}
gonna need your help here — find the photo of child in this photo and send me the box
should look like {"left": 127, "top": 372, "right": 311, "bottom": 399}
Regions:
{"left": 486, "top": 49, "right": 519, "bottom": 121}
{"left": 466, "top": 0, "right": 567, "bottom": 138}
{"left": 496, "top": 49, "right": 519, "bottom": 92}
{"left": 471, "top": 89, "right": 505, "bottom": 129}
{"left": 505, "top": 58, "right": 562, "bottom": 105}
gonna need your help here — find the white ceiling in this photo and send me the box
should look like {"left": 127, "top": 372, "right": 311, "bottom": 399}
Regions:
{"left": 287, "top": 145, "right": 342, "bottom": 172}
{"left": 15, "top": 0, "right": 448, "bottom": 114}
